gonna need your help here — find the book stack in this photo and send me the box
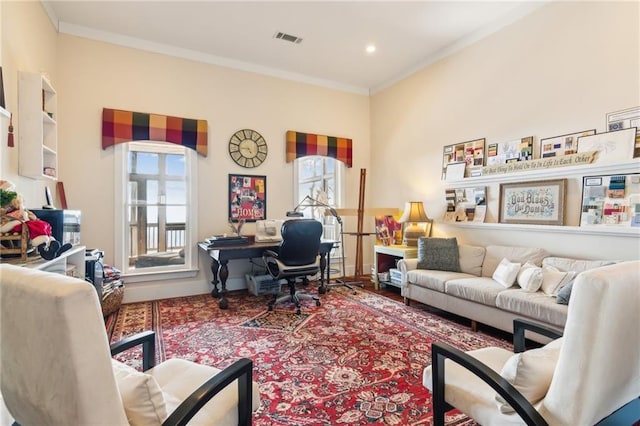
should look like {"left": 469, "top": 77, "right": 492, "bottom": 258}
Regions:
{"left": 101, "top": 264, "right": 124, "bottom": 316}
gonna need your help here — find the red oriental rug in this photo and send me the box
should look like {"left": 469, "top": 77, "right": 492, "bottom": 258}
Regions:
{"left": 106, "top": 287, "right": 510, "bottom": 425}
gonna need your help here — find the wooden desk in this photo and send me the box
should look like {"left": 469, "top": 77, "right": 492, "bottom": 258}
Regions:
{"left": 198, "top": 241, "right": 335, "bottom": 309}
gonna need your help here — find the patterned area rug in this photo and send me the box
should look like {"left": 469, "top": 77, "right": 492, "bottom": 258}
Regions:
{"left": 106, "top": 288, "right": 510, "bottom": 425}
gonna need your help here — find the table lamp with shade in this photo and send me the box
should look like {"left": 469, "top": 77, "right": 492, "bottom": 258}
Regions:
{"left": 398, "top": 201, "right": 432, "bottom": 246}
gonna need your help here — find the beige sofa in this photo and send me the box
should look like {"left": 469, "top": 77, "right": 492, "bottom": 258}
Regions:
{"left": 398, "top": 244, "right": 613, "bottom": 343}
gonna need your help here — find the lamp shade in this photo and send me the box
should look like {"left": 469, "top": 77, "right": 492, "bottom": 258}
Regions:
{"left": 399, "top": 201, "right": 430, "bottom": 223}
{"left": 399, "top": 201, "right": 430, "bottom": 246}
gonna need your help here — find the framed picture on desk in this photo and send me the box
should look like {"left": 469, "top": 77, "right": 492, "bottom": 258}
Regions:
{"left": 228, "top": 174, "right": 267, "bottom": 222}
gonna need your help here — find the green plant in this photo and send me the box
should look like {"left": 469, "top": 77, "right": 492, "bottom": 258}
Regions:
{"left": 0, "top": 189, "right": 18, "bottom": 209}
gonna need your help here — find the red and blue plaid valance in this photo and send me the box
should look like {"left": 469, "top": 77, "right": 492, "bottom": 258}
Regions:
{"left": 286, "top": 130, "right": 352, "bottom": 167}
{"left": 102, "top": 108, "right": 208, "bottom": 156}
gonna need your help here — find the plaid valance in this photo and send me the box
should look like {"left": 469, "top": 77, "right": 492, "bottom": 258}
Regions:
{"left": 286, "top": 130, "right": 352, "bottom": 168}
{"left": 102, "top": 108, "right": 208, "bottom": 156}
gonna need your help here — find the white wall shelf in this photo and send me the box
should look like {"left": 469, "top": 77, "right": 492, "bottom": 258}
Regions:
{"left": 436, "top": 220, "right": 640, "bottom": 238}
{"left": 18, "top": 71, "right": 58, "bottom": 180}
{"left": 444, "top": 160, "right": 640, "bottom": 188}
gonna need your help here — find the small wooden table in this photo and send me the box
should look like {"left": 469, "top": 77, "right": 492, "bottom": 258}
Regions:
{"left": 198, "top": 241, "right": 335, "bottom": 309}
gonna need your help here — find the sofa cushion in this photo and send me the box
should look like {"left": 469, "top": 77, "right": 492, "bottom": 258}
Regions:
{"left": 482, "top": 245, "right": 548, "bottom": 278}
{"left": 445, "top": 277, "right": 506, "bottom": 307}
{"left": 458, "top": 245, "right": 485, "bottom": 276}
{"left": 542, "top": 257, "right": 615, "bottom": 273}
{"left": 517, "top": 262, "right": 544, "bottom": 292}
{"left": 496, "top": 289, "right": 568, "bottom": 327}
{"left": 541, "top": 267, "right": 576, "bottom": 296}
{"left": 495, "top": 338, "right": 563, "bottom": 413}
{"left": 417, "top": 237, "right": 460, "bottom": 272}
{"left": 492, "top": 258, "right": 521, "bottom": 288}
{"left": 111, "top": 359, "right": 168, "bottom": 425}
{"left": 406, "top": 269, "right": 476, "bottom": 292}
{"left": 556, "top": 279, "right": 575, "bottom": 305}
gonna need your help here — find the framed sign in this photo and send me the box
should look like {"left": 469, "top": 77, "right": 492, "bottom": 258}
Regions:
{"left": 577, "top": 127, "right": 636, "bottom": 164}
{"left": 499, "top": 179, "right": 567, "bottom": 226}
{"left": 580, "top": 173, "right": 640, "bottom": 227}
{"left": 441, "top": 138, "right": 485, "bottom": 180}
{"left": 540, "top": 129, "right": 595, "bottom": 158}
{"left": 228, "top": 174, "right": 266, "bottom": 222}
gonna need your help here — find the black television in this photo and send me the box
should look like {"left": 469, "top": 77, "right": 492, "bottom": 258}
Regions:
{"left": 29, "top": 209, "right": 81, "bottom": 245}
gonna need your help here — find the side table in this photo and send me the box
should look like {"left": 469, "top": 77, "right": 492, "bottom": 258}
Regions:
{"left": 373, "top": 245, "right": 418, "bottom": 290}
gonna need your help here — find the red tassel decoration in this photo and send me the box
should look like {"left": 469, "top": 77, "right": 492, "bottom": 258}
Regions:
{"left": 7, "top": 113, "right": 14, "bottom": 147}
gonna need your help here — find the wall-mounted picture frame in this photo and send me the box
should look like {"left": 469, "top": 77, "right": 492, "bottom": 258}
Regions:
{"left": 228, "top": 174, "right": 266, "bottom": 222}
{"left": 606, "top": 106, "right": 640, "bottom": 158}
{"left": 0, "top": 66, "right": 5, "bottom": 109}
{"left": 499, "top": 179, "right": 567, "bottom": 226}
{"left": 540, "top": 129, "right": 595, "bottom": 158}
{"left": 580, "top": 173, "right": 640, "bottom": 227}
{"left": 606, "top": 106, "right": 640, "bottom": 131}
{"left": 577, "top": 127, "right": 636, "bottom": 164}
{"left": 486, "top": 136, "right": 534, "bottom": 165}
{"left": 441, "top": 138, "right": 485, "bottom": 180}
{"left": 443, "top": 186, "right": 487, "bottom": 223}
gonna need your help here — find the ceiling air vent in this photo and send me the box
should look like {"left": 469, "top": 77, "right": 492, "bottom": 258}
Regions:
{"left": 273, "top": 31, "right": 303, "bottom": 44}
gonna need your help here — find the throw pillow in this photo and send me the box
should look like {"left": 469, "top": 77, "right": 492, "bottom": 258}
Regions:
{"left": 495, "top": 338, "right": 563, "bottom": 414}
{"left": 517, "top": 262, "right": 543, "bottom": 292}
{"left": 541, "top": 267, "right": 576, "bottom": 296}
{"left": 556, "top": 279, "right": 575, "bottom": 305}
{"left": 492, "top": 258, "right": 521, "bottom": 288}
{"left": 111, "top": 359, "right": 168, "bottom": 425}
{"left": 417, "top": 237, "right": 460, "bottom": 272}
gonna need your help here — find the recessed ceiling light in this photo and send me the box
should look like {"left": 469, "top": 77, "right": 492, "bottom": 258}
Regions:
{"left": 365, "top": 44, "right": 376, "bottom": 54}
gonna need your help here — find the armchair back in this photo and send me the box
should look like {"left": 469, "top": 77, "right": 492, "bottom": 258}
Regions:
{"left": 540, "top": 260, "right": 640, "bottom": 424}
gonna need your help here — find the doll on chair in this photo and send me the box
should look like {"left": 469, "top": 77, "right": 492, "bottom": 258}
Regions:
{"left": 0, "top": 181, "right": 72, "bottom": 260}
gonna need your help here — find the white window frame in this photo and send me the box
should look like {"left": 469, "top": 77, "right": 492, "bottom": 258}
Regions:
{"left": 293, "top": 156, "right": 345, "bottom": 213}
{"left": 115, "top": 142, "right": 198, "bottom": 282}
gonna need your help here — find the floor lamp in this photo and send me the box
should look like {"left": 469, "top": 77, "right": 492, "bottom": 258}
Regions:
{"left": 286, "top": 196, "right": 360, "bottom": 294}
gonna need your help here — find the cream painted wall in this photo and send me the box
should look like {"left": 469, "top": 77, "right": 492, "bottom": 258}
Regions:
{"left": 54, "top": 35, "right": 370, "bottom": 300}
{"left": 370, "top": 1, "right": 640, "bottom": 261}
{"left": 1, "top": 1, "right": 57, "bottom": 208}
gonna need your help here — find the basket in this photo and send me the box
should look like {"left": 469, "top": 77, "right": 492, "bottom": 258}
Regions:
{"left": 102, "top": 285, "right": 124, "bottom": 317}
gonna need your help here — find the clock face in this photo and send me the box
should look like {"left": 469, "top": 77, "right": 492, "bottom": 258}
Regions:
{"left": 228, "top": 129, "right": 268, "bottom": 168}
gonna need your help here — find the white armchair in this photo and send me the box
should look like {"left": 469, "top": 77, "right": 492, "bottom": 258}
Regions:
{"left": 424, "top": 260, "right": 640, "bottom": 425}
{"left": 0, "top": 264, "right": 261, "bottom": 425}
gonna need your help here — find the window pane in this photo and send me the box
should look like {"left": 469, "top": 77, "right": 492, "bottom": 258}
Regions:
{"left": 314, "top": 158, "right": 323, "bottom": 176}
{"left": 326, "top": 158, "right": 335, "bottom": 173}
{"left": 166, "top": 154, "right": 185, "bottom": 176}
{"left": 166, "top": 180, "right": 186, "bottom": 204}
{"left": 299, "top": 159, "right": 315, "bottom": 180}
{"left": 130, "top": 152, "right": 159, "bottom": 174}
{"left": 146, "top": 180, "right": 159, "bottom": 204}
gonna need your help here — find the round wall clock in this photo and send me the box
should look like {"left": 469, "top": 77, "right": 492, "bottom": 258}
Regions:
{"left": 228, "top": 129, "right": 268, "bottom": 168}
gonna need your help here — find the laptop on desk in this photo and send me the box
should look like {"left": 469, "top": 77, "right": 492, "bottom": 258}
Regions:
{"left": 255, "top": 219, "right": 284, "bottom": 243}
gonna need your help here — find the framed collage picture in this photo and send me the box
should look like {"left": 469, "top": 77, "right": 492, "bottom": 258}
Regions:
{"left": 580, "top": 173, "right": 640, "bottom": 227}
{"left": 577, "top": 127, "right": 636, "bottom": 164}
{"left": 499, "top": 179, "right": 567, "bottom": 226}
{"left": 486, "top": 136, "right": 533, "bottom": 165}
{"left": 540, "top": 129, "right": 595, "bottom": 158}
{"left": 442, "top": 138, "right": 485, "bottom": 180}
{"left": 228, "top": 174, "right": 266, "bottom": 222}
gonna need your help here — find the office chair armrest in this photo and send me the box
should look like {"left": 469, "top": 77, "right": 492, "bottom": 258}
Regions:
{"left": 163, "top": 358, "right": 254, "bottom": 426}
{"left": 513, "top": 319, "right": 563, "bottom": 353}
{"left": 263, "top": 249, "right": 278, "bottom": 259}
{"left": 110, "top": 330, "right": 156, "bottom": 371}
{"left": 431, "top": 342, "right": 547, "bottom": 426}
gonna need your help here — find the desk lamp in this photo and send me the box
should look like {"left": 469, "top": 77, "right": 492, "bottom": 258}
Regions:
{"left": 398, "top": 201, "right": 431, "bottom": 246}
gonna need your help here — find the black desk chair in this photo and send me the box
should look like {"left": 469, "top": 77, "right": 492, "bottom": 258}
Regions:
{"left": 262, "top": 219, "right": 323, "bottom": 314}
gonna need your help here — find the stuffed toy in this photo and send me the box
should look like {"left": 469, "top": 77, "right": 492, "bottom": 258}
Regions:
{"left": 0, "top": 180, "right": 72, "bottom": 260}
